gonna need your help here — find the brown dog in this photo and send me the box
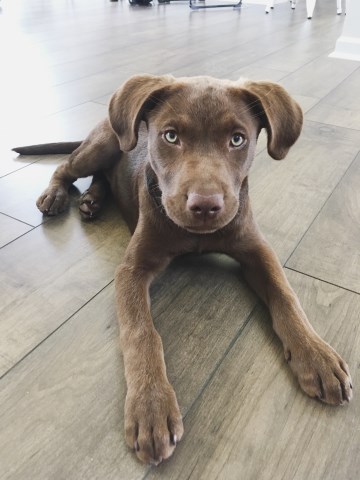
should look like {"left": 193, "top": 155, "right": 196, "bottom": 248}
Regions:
{"left": 13, "top": 74, "right": 353, "bottom": 465}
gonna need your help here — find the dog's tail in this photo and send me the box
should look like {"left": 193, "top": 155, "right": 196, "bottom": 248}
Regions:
{"left": 12, "top": 141, "right": 83, "bottom": 155}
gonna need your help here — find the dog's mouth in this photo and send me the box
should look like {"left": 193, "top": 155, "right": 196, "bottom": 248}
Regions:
{"left": 183, "top": 225, "right": 219, "bottom": 234}
{"left": 180, "top": 211, "right": 237, "bottom": 234}
{"left": 181, "top": 213, "right": 236, "bottom": 234}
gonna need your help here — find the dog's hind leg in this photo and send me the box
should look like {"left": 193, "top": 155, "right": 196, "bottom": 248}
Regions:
{"left": 36, "top": 119, "right": 121, "bottom": 216}
{"left": 79, "top": 172, "right": 109, "bottom": 220}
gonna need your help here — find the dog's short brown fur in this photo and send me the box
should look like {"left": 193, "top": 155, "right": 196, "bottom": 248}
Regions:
{"left": 14, "top": 74, "right": 353, "bottom": 465}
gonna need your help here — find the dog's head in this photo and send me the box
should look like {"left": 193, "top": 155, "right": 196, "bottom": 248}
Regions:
{"left": 109, "top": 74, "right": 303, "bottom": 234}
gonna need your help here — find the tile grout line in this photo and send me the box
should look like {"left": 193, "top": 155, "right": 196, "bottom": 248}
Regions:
{"left": 140, "top": 256, "right": 360, "bottom": 479}
{"left": 0, "top": 227, "right": 36, "bottom": 250}
{"left": 274, "top": 47, "right": 357, "bottom": 86}
{"left": 34, "top": 6, "right": 329, "bottom": 93}
{"left": 0, "top": 279, "right": 115, "bottom": 381}
{"left": 141, "top": 302, "right": 262, "bottom": 480}
{"left": 24, "top": 15, "right": 241, "bottom": 80}
{"left": 306, "top": 64, "right": 360, "bottom": 118}
{"left": 0, "top": 159, "right": 42, "bottom": 180}
{"left": 304, "top": 118, "right": 360, "bottom": 135}
{"left": 245, "top": 53, "right": 359, "bottom": 122}
{"left": 284, "top": 266, "right": 360, "bottom": 296}
{"left": 3, "top": 38, "right": 354, "bottom": 161}
{"left": 43, "top": 10, "right": 311, "bottom": 88}
{"left": 0, "top": 211, "right": 35, "bottom": 228}
{"left": 284, "top": 148, "right": 360, "bottom": 267}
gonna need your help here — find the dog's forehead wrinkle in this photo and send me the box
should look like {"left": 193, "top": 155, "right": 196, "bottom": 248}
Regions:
{"left": 153, "top": 87, "right": 252, "bottom": 135}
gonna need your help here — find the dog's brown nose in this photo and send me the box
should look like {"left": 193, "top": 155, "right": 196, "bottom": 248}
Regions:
{"left": 187, "top": 193, "right": 224, "bottom": 218}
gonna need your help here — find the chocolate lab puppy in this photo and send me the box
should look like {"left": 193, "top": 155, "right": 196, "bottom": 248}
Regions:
{"left": 13, "top": 74, "right": 353, "bottom": 465}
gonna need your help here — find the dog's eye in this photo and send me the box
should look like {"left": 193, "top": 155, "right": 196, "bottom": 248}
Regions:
{"left": 164, "top": 130, "right": 178, "bottom": 144}
{"left": 230, "top": 134, "right": 245, "bottom": 148}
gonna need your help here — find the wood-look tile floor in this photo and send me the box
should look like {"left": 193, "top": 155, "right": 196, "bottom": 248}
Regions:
{"left": 0, "top": 0, "right": 359, "bottom": 479}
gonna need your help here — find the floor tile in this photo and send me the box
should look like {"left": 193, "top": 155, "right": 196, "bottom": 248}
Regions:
{"left": 0, "top": 213, "right": 32, "bottom": 248}
{"left": 287, "top": 152, "right": 360, "bottom": 293}
{"left": 148, "top": 269, "right": 360, "bottom": 480}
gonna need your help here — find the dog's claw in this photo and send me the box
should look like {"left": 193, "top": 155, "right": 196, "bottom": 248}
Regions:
{"left": 288, "top": 338, "right": 352, "bottom": 406}
{"left": 125, "top": 381, "right": 183, "bottom": 465}
{"left": 36, "top": 187, "right": 70, "bottom": 216}
{"left": 79, "top": 190, "right": 103, "bottom": 219}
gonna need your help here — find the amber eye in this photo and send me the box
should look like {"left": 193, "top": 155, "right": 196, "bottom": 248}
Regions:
{"left": 230, "top": 133, "right": 245, "bottom": 148}
{"left": 164, "top": 130, "right": 178, "bottom": 144}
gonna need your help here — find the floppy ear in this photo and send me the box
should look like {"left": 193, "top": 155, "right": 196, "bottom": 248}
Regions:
{"left": 109, "top": 74, "right": 176, "bottom": 152}
{"left": 242, "top": 81, "right": 303, "bottom": 160}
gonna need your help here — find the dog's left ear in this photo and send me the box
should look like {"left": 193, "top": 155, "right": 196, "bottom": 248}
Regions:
{"left": 241, "top": 81, "right": 303, "bottom": 160}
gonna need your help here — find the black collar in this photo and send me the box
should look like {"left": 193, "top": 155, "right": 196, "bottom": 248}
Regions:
{"left": 145, "top": 164, "right": 163, "bottom": 209}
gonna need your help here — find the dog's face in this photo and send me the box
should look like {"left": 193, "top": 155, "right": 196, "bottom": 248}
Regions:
{"left": 146, "top": 82, "right": 259, "bottom": 233}
{"left": 109, "top": 75, "right": 303, "bottom": 234}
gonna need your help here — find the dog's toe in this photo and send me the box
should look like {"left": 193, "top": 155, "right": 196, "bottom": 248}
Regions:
{"left": 79, "top": 191, "right": 102, "bottom": 219}
{"left": 287, "top": 338, "right": 353, "bottom": 406}
{"left": 124, "top": 381, "right": 183, "bottom": 465}
{"left": 36, "top": 188, "right": 70, "bottom": 215}
{"left": 136, "top": 423, "right": 174, "bottom": 465}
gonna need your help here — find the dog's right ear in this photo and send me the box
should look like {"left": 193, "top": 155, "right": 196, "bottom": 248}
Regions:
{"left": 109, "top": 74, "right": 176, "bottom": 152}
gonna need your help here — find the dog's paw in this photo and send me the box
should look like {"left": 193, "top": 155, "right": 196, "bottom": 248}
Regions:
{"left": 286, "top": 336, "right": 353, "bottom": 405}
{"left": 79, "top": 190, "right": 102, "bottom": 220}
{"left": 124, "top": 381, "right": 183, "bottom": 465}
{"left": 36, "top": 187, "right": 70, "bottom": 215}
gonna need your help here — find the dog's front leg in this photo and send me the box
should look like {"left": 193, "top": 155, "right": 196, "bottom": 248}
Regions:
{"left": 229, "top": 225, "right": 353, "bottom": 406}
{"left": 115, "top": 229, "right": 183, "bottom": 465}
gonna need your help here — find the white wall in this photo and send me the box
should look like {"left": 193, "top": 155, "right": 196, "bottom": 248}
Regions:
{"left": 330, "top": 0, "right": 360, "bottom": 61}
